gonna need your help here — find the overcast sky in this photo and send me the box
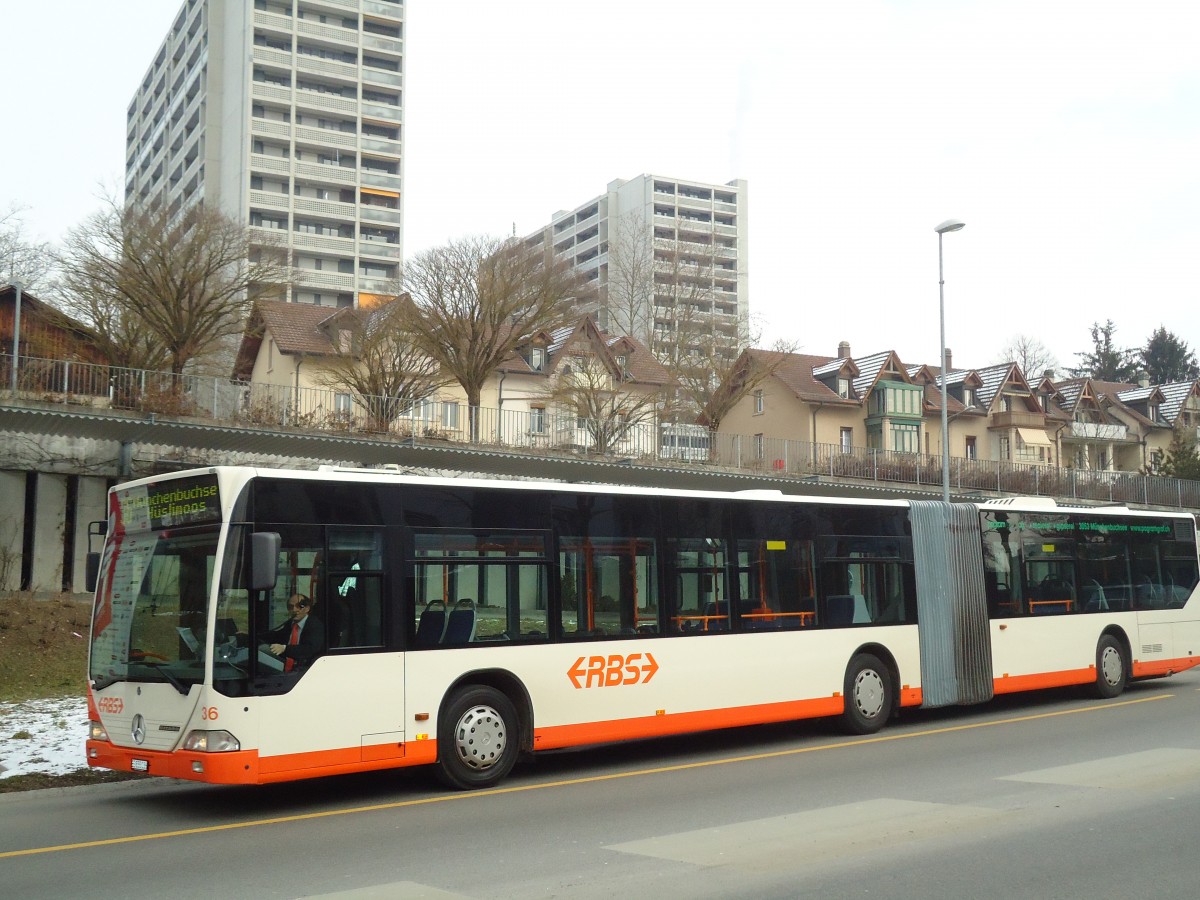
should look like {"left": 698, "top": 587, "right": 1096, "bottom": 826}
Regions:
{"left": 2, "top": 1, "right": 1197, "bottom": 376}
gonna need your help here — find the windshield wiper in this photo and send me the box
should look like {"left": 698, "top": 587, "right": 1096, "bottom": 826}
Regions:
{"left": 136, "top": 661, "right": 190, "bottom": 695}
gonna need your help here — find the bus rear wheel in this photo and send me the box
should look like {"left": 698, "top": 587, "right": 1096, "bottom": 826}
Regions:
{"left": 1093, "top": 635, "right": 1128, "bottom": 699}
{"left": 437, "top": 686, "right": 519, "bottom": 790}
{"left": 840, "top": 653, "right": 891, "bottom": 735}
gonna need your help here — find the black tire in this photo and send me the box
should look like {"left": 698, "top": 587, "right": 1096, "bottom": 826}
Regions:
{"left": 840, "top": 653, "right": 891, "bottom": 735}
{"left": 436, "top": 686, "right": 520, "bottom": 790}
{"left": 1093, "top": 634, "right": 1128, "bottom": 699}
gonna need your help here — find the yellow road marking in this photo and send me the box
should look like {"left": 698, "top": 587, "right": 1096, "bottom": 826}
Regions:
{"left": 0, "top": 692, "right": 1171, "bottom": 859}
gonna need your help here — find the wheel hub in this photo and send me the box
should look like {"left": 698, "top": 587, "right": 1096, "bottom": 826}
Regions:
{"left": 454, "top": 704, "right": 507, "bottom": 771}
{"left": 854, "top": 669, "right": 886, "bottom": 719}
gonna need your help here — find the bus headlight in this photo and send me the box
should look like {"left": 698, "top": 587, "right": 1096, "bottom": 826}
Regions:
{"left": 182, "top": 730, "right": 241, "bottom": 752}
{"left": 89, "top": 720, "right": 110, "bottom": 742}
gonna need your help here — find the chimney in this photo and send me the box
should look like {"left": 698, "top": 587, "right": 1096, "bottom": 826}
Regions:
{"left": 942, "top": 348, "right": 953, "bottom": 372}
{"left": 837, "top": 341, "right": 851, "bottom": 359}
{"left": 1043, "top": 369, "right": 1056, "bottom": 381}
{"left": 1138, "top": 371, "right": 1150, "bottom": 388}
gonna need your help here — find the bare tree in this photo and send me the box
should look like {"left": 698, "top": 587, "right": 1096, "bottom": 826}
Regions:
{"left": 998, "top": 334, "right": 1058, "bottom": 380}
{"left": 401, "top": 234, "right": 588, "bottom": 438}
{"left": 0, "top": 205, "right": 53, "bottom": 292}
{"left": 310, "top": 297, "right": 449, "bottom": 432}
{"left": 602, "top": 212, "right": 656, "bottom": 344}
{"left": 56, "top": 198, "right": 290, "bottom": 377}
{"left": 658, "top": 302, "right": 796, "bottom": 433}
{"left": 542, "top": 348, "right": 664, "bottom": 456}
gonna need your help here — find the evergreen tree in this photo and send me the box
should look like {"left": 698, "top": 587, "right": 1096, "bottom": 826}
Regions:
{"left": 1159, "top": 423, "right": 1200, "bottom": 480}
{"left": 1070, "top": 320, "right": 1139, "bottom": 383}
{"left": 1140, "top": 326, "right": 1199, "bottom": 385}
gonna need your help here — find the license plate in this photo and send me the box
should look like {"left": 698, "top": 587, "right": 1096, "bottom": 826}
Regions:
{"left": 131, "top": 759, "right": 149, "bottom": 772}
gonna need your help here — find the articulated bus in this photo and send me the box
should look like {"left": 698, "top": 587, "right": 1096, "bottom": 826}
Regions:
{"left": 85, "top": 466, "right": 1200, "bottom": 789}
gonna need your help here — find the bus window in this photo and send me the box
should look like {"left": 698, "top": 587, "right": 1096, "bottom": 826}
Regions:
{"left": 817, "top": 536, "right": 913, "bottom": 626}
{"left": 734, "top": 538, "right": 814, "bottom": 630}
{"left": 1161, "top": 540, "right": 1199, "bottom": 607}
{"left": 668, "top": 537, "right": 731, "bottom": 632}
{"left": 411, "top": 531, "right": 550, "bottom": 644}
{"left": 981, "top": 514, "right": 1022, "bottom": 617}
{"left": 559, "top": 537, "right": 658, "bottom": 638}
{"left": 324, "top": 528, "right": 384, "bottom": 648}
{"left": 1077, "top": 536, "right": 1130, "bottom": 612}
{"left": 1023, "top": 541, "right": 1076, "bottom": 614}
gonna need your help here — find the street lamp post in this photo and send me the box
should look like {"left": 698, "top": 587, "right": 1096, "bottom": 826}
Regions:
{"left": 935, "top": 219, "right": 965, "bottom": 503}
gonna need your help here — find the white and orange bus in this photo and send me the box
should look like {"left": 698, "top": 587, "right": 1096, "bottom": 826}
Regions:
{"left": 86, "top": 466, "right": 1200, "bottom": 789}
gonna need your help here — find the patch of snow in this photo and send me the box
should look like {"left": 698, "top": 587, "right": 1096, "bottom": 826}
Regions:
{"left": 0, "top": 697, "right": 90, "bottom": 778}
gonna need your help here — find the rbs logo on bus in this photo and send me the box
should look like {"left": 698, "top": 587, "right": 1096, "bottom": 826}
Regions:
{"left": 567, "top": 652, "right": 659, "bottom": 689}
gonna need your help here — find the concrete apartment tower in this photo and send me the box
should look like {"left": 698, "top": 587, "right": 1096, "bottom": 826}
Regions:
{"left": 125, "top": 0, "right": 405, "bottom": 309}
{"left": 525, "top": 175, "right": 749, "bottom": 358}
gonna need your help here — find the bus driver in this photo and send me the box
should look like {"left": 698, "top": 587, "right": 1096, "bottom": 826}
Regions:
{"left": 264, "top": 594, "right": 325, "bottom": 672}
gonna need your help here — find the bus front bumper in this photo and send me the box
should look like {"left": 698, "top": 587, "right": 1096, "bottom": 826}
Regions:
{"left": 87, "top": 740, "right": 261, "bottom": 784}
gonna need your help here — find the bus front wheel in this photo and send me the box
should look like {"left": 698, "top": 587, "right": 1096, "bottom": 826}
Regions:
{"left": 841, "top": 653, "right": 891, "bottom": 735}
{"left": 436, "top": 686, "right": 519, "bottom": 790}
{"left": 1093, "top": 635, "right": 1128, "bottom": 699}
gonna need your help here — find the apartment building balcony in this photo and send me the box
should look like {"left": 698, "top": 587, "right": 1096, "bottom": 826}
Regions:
{"left": 252, "top": 82, "right": 293, "bottom": 105}
{"left": 359, "top": 205, "right": 403, "bottom": 225}
{"left": 306, "top": 0, "right": 357, "bottom": 10}
{"left": 988, "top": 410, "right": 1046, "bottom": 429}
{"left": 294, "top": 89, "right": 358, "bottom": 115}
{"left": 1070, "top": 421, "right": 1129, "bottom": 441}
{"left": 676, "top": 194, "right": 712, "bottom": 213}
{"left": 251, "top": 153, "right": 292, "bottom": 176}
{"left": 249, "top": 189, "right": 291, "bottom": 212}
{"left": 360, "top": 170, "right": 401, "bottom": 189}
{"left": 359, "top": 238, "right": 400, "bottom": 260}
{"left": 252, "top": 118, "right": 292, "bottom": 140}
{"left": 677, "top": 218, "right": 713, "bottom": 234}
{"left": 362, "top": 34, "right": 403, "bottom": 55}
{"left": 294, "top": 196, "right": 356, "bottom": 218}
{"left": 295, "top": 269, "right": 355, "bottom": 290}
{"left": 295, "top": 124, "right": 357, "bottom": 149}
{"left": 295, "top": 54, "right": 359, "bottom": 82}
{"left": 357, "top": 276, "right": 397, "bottom": 295}
{"left": 361, "top": 136, "right": 402, "bottom": 156}
{"left": 714, "top": 200, "right": 738, "bottom": 213}
{"left": 295, "top": 161, "right": 357, "bottom": 185}
{"left": 292, "top": 232, "right": 354, "bottom": 255}
{"left": 364, "top": 0, "right": 404, "bottom": 18}
{"left": 252, "top": 45, "right": 293, "bottom": 68}
{"left": 361, "top": 101, "right": 401, "bottom": 121}
{"left": 296, "top": 20, "right": 358, "bottom": 46}
{"left": 714, "top": 222, "right": 737, "bottom": 236}
{"left": 362, "top": 67, "right": 404, "bottom": 89}
{"left": 253, "top": 10, "right": 295, "bottom": 36}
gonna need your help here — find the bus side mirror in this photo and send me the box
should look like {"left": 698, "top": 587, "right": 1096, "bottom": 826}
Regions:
{"left": 84, "top": 520, "right": 108, "bottom": 594}
{"left": 85, "top": 552, "right": 101, "bottom": 593}
{"left": 250, "top": 532, "right": 281, "bottom": 592}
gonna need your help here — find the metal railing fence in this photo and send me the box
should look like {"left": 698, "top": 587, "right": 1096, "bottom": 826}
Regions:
{"left": 4, "top": 351, "right": 1200, "bottom": 509}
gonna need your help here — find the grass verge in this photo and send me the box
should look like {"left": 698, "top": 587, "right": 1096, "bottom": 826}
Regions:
{"left": 0, "top": 593, "right": 143, "bottom": 793}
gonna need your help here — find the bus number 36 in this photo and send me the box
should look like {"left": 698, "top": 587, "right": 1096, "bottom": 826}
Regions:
{"left": 567, "top": 653, "right": 659, "bottom": 689}
{"left": 202, "top": 706, "right": 219, "bottom": 721}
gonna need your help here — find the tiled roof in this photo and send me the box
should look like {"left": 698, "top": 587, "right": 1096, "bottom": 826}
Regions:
{"left": 850, "top": 351, "right": 893, "bottom": 395}
{"left": 1156, "top": 381, "right": 1200, "bottom": 425}
{"left": 745, "top": 350, "right": 856, "bottom": 405}
{"left": 971, "top": 363, "right": 1018, "bottom": 410}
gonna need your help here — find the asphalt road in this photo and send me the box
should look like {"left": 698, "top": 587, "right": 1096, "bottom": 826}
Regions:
{"left": 4, "top": 671, "right": 1200, "bottom": 899}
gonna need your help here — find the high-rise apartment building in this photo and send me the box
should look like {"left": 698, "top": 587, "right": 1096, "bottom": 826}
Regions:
{"left": 525, "top": 175, "right": 748, "bottom": 357}
{"left": 125, "top": 0, "right": 405, "bottom": 309}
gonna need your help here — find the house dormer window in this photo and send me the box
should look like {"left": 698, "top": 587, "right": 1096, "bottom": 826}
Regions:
{"left": 530, "top": 348, "right": 545, "bottom": 371}
{"left": 837, "top": 377, "right": 850, "bottom": 399}
{"left": 963, "top": 387, "right": 974, "bottom": 407}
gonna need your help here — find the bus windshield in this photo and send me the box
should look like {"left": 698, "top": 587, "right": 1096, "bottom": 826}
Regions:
{"left": 90, "top": 480, "right": 224, "bottom": 696}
